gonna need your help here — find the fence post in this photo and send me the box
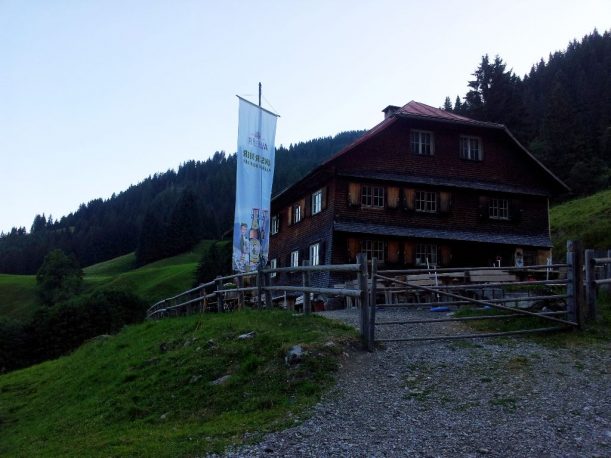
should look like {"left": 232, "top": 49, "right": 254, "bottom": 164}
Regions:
{"left": 566, "top": 240, "right": 584, "bottom": 328}
{"left": 302, "top": 260, "right": 311, "bottom": 315}
{"left": 357, "top": 253, "right": 369, "bottom": 349}
{"left": 215, "top": 276, "right": 223, "bottom": 313}
{"left": 368, "top": 257, "right": 377, "bottom": 352}
{"left": 256, "top": 269, "right": 263, "bottom": 309}
{"left": 584, "top": 249, "right": 597, "bottom": 322}
{"left": 607, "top": 249, "right": 611, "bottom": 295}
{"left": 236, "top": 276, "right": 245, "bottom": 309}
{"left": 264, "top": 270, "right": 273, "bottom": 308}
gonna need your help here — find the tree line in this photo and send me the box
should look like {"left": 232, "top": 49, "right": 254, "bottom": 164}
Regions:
{"left": 0, "top": 131, "right": 364, "bottom": 274}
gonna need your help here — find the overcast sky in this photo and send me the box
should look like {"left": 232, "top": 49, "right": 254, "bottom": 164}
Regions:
{"left": 1, "top": 0, "right": 609, "bottom": 233}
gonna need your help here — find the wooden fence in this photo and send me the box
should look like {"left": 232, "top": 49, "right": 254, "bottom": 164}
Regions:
{"left": 585, "top": 248, "right": 611, "bottom": 321}
{"left": 146, "top": 256, "right": 366, "bottom": 320}
{"left": 147, "top": 240, "right": 599, "bottom": 351}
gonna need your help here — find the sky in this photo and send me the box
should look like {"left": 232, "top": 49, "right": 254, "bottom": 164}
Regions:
{"left": 1, "top": 0, "right": 610, "bottom": 233}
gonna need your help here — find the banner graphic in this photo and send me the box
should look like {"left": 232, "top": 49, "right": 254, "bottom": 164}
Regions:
{"left": 232, "top": 97, "right": 278, "bottom": 273}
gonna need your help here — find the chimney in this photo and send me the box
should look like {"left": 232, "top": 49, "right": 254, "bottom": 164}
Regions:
{"left": 382, "top": 105, "right": 400, "bottom": 120}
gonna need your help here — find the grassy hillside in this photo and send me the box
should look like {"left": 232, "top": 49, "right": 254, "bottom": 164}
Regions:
{"left": 0, "top": 274, "right": 37, "bottom": 321}
{"left": 85, "top": 240, "right": 220, "bottom": 304}
{"left": 0, "top": 310, "right": 356, "bottom": 457}
{"left": 550, "top": 188, "right": 611, "bottom": 259}
{"left": 0, "top": 240, "right": 224, "bottom": 322}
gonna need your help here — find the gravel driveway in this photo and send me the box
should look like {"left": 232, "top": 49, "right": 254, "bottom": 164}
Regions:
{"left": 221, "top": 308, "right": 611, "bottom": 457}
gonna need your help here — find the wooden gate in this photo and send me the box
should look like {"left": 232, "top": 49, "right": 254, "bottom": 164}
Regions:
{"left": 363, "top": 240, "right": 586, "bottom": 351}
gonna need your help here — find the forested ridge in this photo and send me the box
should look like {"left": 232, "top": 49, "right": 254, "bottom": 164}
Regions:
{"left": 444, "top": 29, "right": 611, "bottom": 195}
{"left": 0, "top": 131, "right": 364, "bottom": 274}
{"left": 2, "top": 30, "right": 610, "bottom": 275}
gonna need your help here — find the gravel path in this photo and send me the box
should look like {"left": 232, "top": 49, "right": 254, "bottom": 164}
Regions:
{"left": 221, "top": 308, "right": 611, "bottom": 457}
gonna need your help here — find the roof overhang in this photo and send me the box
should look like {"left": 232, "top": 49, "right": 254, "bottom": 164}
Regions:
{"left": 334, "top": 221, "right": 553, "bottom": 248}
{"left": 337, "top": 171, "right": 551, "bottom": 197}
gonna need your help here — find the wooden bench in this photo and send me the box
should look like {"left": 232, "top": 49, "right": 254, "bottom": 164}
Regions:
{"left": 464, "top": 270, "right": 516, "bottom": 301}
{"left": 466, "top": 270, "right": 516, "bottom": 283}
{"left": 384, "top": 274, "right": 440, "bottom": 304}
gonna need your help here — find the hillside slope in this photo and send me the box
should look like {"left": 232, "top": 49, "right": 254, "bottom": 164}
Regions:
{"left": 550, "top": 188, "right": 611, "bottom": 259}
{"left": 0, "top": 240, "right": 220, "bottom": 322}
{"left": 0, "top": 310, "right": 356, "bottom": 457}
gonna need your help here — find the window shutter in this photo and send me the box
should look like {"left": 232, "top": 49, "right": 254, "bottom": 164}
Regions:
{"left": 287, "top": 205, "right": 293, "bottom": 226}
{"left": 321, "top": 187, "right": 328, "bottom": 210}
{"left": 300, "top": 198, "right": 306, "bottom": 219}
{"left": 440, "top": 245, "right": 451, "bottom": 266}
{"left": 510, "top": 199, "right": 522, "bottom": 223}
{"left": 305, "top": 195, "right": 312, "bottom": 217}
{"left": 403, "top": 240, "right": 415, "bottom": 265}
{"left": 439, "top": 192, "right": 452, "bottom": 213}
{"left": 387, "top": 240, "right": 399, "bottom": 264}
{"left": 536, "top": 249, "right": 549, "bottom": 266}
{"left": 387, "top": 186, "right": 400, "bottom": 209}
{"left": 347, "top": 237, "right": 359, "bottom": 262}
{"left": 404, "top": 188, "right": 415, "bottom": 211}
{"left": 348, "top": 183, "right": 361, "bottom": 207}
{"left": 320, "top": 240, "right": 327, "bottom": 264}
{"left": 478, "top": 196, "right": 489, "bottom": 220}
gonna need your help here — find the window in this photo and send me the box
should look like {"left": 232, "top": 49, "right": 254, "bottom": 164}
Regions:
{"left": 312, "top": 189, "right": 323, "bottom": 215}
{"left": 410, "top": 130, "right": 434, "bottom": 155}
{"left": 271, "top": 215, "right": 280, "bottom": 235}
{"left": 362, "top": 240, "right": 385, "bottom": 262}
{"left": 489, "top": 198, "right": 509, "bottom": 220}
{"left": 309, "top": 242, "right": 320, "bottom": 266}
{"left": 292, "top": 203, "right": 302, "bottom": 223}
{"left": 270, "top": 258, "right": 277, "bottom": 277}
{"left": 416, "top": 244, "right": 438, "bottom": 266}
{"left": 361, "top": 186, "right": 385, "bottom": 208}
{"left": 415, "top": 191, "right": 437, "bottom": 213}
{"left": 460, "top": 136, "right": 482, "bottom": 160}
{"left": 290, "top": 250, "right": 299, "bottom": 268}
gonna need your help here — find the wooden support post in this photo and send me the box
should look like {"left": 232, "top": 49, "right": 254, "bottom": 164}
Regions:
{"left": 607, "top": 249, "right": 611, "bottom": 295}
{"left": 357, "top": 253, "right": 369, "bottom": 349}
{"left": 237, "top": 277, "right": 245, "bottom": 310}
{"left": 256, "top": 269, "right": 263, "bottom": 309}
{"left": 584, "top": 249, "right": 597, "bottom": 322}
{"left": 264, "top": 271, "right": 273, "bottom": 308}
{"left": 302, "top": 260, "right": 311, "bottom": 315}
{"left": 215, "top": 276, "right": 223, "bottom": 313}
{"left": 368, "top": 258, "right": 377, "bottom": 352}
{"left": 566, "top": 240, "right": 584, "bottom": 328}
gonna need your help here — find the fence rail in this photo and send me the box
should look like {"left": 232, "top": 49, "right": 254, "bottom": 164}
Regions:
{"left": 146, "top": 258, "right": 366, "bottom": 320}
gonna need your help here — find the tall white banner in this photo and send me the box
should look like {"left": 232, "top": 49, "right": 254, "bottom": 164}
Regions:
{"left": 232, "top": 97, "right": 278, "bottom": 273}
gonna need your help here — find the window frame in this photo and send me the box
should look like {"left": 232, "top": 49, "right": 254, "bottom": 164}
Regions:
{"left": 460, "top": 135, "right": 483, "bottom": 161}
{"left": 361, "top": 185, "right": 385, "bottom": 208}
{"left": 489, "top": 198, "right": 510, "bottom": 220}
{"left": 311, "top": 189, "right": 323, "bottom": 215}
{"left": 292, "top": 202, "right": 302, "bottom": 224}
{"left": 362, "top": 239, "right": 385, "bottom": 263}
{"left": 309, "top": 242, "right": 320, "bottom": 266}
{"left": 415, "top": 190, "right": 438, "bottom": 213}
{"left": 271, "top": 214, "right": 280, "bottom": 235}
{"left": 410, "top": 129, "right": 434, "bottom": 156}
{"left": 290, "top": 250, "right": 299, "bottom": 268}
{"left": 269, "top": 258, "right": 277, "bottom": 277}
{"left": 415, "top": 243, "right": 438, "bottom": 266}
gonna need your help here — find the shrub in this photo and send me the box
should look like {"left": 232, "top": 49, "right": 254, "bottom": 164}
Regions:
{"left": 2, "top": 290, "right": 146, "bottom": 372}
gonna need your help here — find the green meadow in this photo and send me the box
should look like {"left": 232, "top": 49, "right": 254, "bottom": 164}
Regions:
{"left": 0, "top": 310, "right": 357, "bottom": 457}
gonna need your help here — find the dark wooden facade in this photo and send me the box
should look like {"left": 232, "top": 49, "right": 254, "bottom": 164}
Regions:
{"left": 269, "top": 101, "right": 568, "bottom": 288}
